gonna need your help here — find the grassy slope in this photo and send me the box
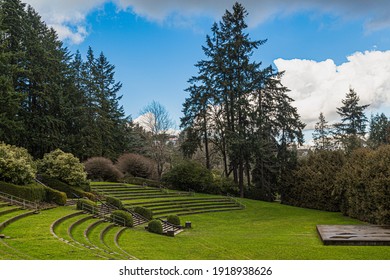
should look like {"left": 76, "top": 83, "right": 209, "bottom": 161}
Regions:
{"left": 118, "top": 199, "right": 390, "bottom": 260}
{"left": 1, "top": 197, "right": 389, "bottom": 260}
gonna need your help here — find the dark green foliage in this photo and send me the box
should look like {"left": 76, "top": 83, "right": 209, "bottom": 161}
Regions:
{"left": 84, "top": 157, "right": 123, "bottom": 182}
{"left": 147, "top": 219, "right": 163, "bottom": 234}
{"left": 180, "top": 3, "right": 304, "bottom": 199}
{"left": 39, "top": 175, "right": 88, "bottom": 199}
{"left": 76, "top": 199, "right": 97, "bottom": 213}
{"left": 0, "top": 181, "right": 46, "bottom": 201}
{"left": 336, "top": 146, "right": 390, "bottom": 225}
{"left": 282, "top": 150, "right": 345, "bottom": 212}
{"left": 333, "top": 88, "right": 369, "bottom": 152}
{"left": 133, "top": 206, "right": 153, "bottom": 220}
{"left": 166, "top": 215, "right": 180, "bottom": 226}
{"left": 368, "top": 113, "right": 390, "bottom": 148}
{"left": 44, "top": 187, "right": 67, "bottom": 206}
{"left": 111, "top": 210, "right": 133, "bottom": 227}
{"left": 313, "top": 112, "right": 332, "bottom": 150}
{"left": 106, "top": 196, "right": 123, "bottom": 209}
{"left": 0, "top": 2, "right": 137, "bottom": 160}
{"left": 162, "top": 160, "right": 214, "bottom": 193}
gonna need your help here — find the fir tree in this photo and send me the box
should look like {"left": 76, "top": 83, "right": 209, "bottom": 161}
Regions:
{"left": 333, "top": 88, "right": 369, "bottom": 152}
{"left": 313, "top": 112, "right": 332, "bottom": 150}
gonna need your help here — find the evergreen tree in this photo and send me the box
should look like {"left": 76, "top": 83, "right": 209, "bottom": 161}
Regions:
{"left": 368, "top": 113, "right": 390, "bottom": 148}
{"left": 333, "top": 88, "right": 369, "bottom": 152}
{"left": 181, "top": 2, "right": 305, "bottom": 200}
{"left": 313, "top": 112, "right": 332, "bottom": 150}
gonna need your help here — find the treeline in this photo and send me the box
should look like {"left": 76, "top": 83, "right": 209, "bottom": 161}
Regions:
{"left": 0, "top": 0, "right": 138, "bottom": 160}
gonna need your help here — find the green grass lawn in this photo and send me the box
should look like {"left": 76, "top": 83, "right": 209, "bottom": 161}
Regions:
{"left": 1, "top": 197, "right": 389, "bottom": 260}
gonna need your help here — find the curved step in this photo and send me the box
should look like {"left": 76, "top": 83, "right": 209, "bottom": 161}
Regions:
{"left": 114, "top": 227, "right": 138, "bottom": 260}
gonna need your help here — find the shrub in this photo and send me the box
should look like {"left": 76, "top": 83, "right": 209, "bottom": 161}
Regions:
{"left": 106, "top": 196, "right": 123, "bottom": 209}
{"left": 116, "top": 153, "right": 156, "bottom": 179}
{"left": 336, "top": 146, "right": 390, "bottom": 224}
{"left": 0, "top": 142, "right": 36, "bottom": 185}
{"left": 147, "top": 219, "right": 163, "bottom": 234}
{"left": 133, "top": 206, "right": 153, "bottom": 220}
{"left": 44, "top": 187, "right": 67, "bottom": 206}
{"left": 162, "top": 160, "right": 214, "bottom": 193}
{"left": 166, "top": 215, "right": 180, "bottom": 226}
{"left": 281, "top": 150, "right": 345, "bottom": 212}
{"left": 38, "top": 149, "right": 89, "bottom": 187}
{"left": 39, "top": 175, "right": 92, "bottom": 200}
{"left": 84, "top": 157, "right": 123, "bottom": 182}
{"left": 76, "top": 199, "right": 97, "bottom": 213}
{"left": 0, "top": 181, "right": 46, "bottom": 201}
{"left": 111, "top": 210, "right": 133, "bottom": 227}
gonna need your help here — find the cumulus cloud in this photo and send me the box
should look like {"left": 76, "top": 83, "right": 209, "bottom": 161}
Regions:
{"left": 274, "top": 50, "right": 390, "bottom": 129}
{"left": 24, "top": 0, "right": 390, "bottom": 44}
{"left": 24, "top": 0, "right": 107, "bottom": 44}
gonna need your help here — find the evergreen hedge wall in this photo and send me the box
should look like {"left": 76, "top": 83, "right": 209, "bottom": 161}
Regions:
{"left": 282, "top": 150, "right": 345, "bottom": 212}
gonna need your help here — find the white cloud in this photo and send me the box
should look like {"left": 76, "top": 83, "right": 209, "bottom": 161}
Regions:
{"left": 24, "top": 0, "right": 107, "bottom": 44}
{"left": 274, "top": 50, "right": 390, "bottom": 129}
{"left": 24, "top": 0, "right": 390, "bottom": 44}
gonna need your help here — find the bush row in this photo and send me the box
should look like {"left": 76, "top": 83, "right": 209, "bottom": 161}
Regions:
{"left": 133, "top": 206, "right": 153, "bottom": 220}
{"left": 0, "top": 181, "right": 66, "bottom": 205}
{"left": 282, "top": 150, "right": 345, "bottom": 212}
{"left": 162, "top": 160, "right": 239, "bottom": 195}
{"left": 111, "top": 210, "right": 133, "bottom": 227}
{"left": 282, "top": 147, "right": 390, "bottom": 224}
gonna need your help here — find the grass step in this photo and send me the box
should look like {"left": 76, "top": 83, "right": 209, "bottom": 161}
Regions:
{"left": 153, "top": 205, "right": 242, "bottom": 216}
{"left": 148, "top": 202, "right": 236, "bottom": 212}
{"left": 124, "top": 197, "right": 231, "bottom": 206}
{"left": 0, "top": 207, "right": 22, "bottom": 219}
{"left": 116, "top": 194, "right": 182, "bottom": 200}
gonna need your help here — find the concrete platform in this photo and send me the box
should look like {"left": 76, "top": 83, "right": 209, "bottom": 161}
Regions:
{"left": 317, "top": 225, "right": 390, "bottom": 246}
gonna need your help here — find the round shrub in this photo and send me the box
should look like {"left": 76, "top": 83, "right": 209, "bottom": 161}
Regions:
{"left": 111, "top": 210, "right": 133, "bottom": 227}
{"left": 162, "top": 160, "right": 214, "bottom": 193}
{"left": 0, "top": 142, "right": 36, "bottom": 185}
{"left": 167, "top": 215, "right": 180, "bottom": 226}
{"left": 38, "top": 149, "right": 89, "bottom": 187}
{"left": 84, "top": 157, "right": 123, "bottom": 182}
{"left": 45, "top": 188, "right": 67, "bottom": 206}
{"left": 133, "top": 206, "right": 153, "bottom": 220}
{"left": 106, "top": 196, "right": 123, "bottom": 209}
{"left": 76, "top": 199, "right": 97, "bottom": 213}
{"left": 116, "top": 153, "right": 156, "bottom": 179}
{"left": 147, "top": 219, "right": 163, "bottom": 234}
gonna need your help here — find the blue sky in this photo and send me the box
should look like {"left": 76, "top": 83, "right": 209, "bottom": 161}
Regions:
{"left": 24, "top": 1, "right": 390, "bottom": 141}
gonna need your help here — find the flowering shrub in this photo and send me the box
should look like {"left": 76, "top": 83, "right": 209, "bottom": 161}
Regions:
{"left": 0, "top": 142, "right": 36, "bottom": 185}
{"left": 38, "top": 149, "right": 88, "bottom": 187}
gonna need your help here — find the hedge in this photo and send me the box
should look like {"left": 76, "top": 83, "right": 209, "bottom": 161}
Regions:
{"left": 167, "top": 215, "right": 180, "bottom": 226}
{"left": 0, "top": 181, "right": 67, "bottom": 205}
{"left": 106, "top": 196, "right": 123, "bottom": 209}
{"left": 133, "top": 206, "right": 153, "bottom": 220}
{"left": 0, "top": 181, "right": 46, "bottom": 202}
{"left": 281, "top": 150, "right": 345, "bottom": 212}
{"left": 147, "top": 219, "right": 163, "bottom": 234}
{"left": 76, "top": 199, "right": 97, "bottom": 213}
{"left": 111, "top": 210, "right": 133, "bottom": 227}
{"left": 39, "top": 175, "right": 94, "bottom": 200}
{"left": 336, "top": 147, "right": 390, "bottom": 225}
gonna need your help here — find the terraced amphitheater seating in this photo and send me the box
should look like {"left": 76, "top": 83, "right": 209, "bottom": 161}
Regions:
{"left": 50, "top": 210, "right": 137, "bottom": 260}
{"left": 91, "top": 183, "right": 244, "bottom": 220}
